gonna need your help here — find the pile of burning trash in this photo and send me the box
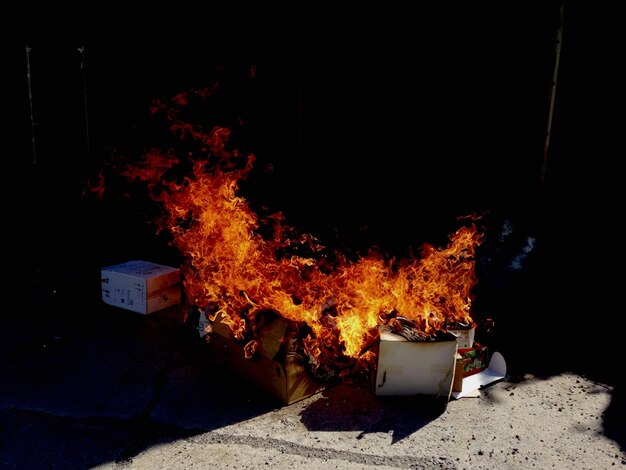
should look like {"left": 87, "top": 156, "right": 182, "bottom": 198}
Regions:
{"left": 95, "top": 88, "right": 503, "bottom": 405}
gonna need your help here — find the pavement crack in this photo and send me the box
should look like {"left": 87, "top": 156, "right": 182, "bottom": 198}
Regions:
{"left": 186, "top": 432, "right": 453, "bottom": 469}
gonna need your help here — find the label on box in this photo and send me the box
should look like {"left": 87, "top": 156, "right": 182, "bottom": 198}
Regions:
{"left": 458, "top": 344, "right": 489, "bottom": 377}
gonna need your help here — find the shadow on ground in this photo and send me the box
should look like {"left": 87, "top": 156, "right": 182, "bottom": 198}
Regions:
{"left": 298, "top": 384, "right": 448, "bottom": 444}
{"left": 0, "top": 277, "right": 281, "bottom": 468}
{"left": 471, "top": 203, "right": 626, "bottom": 453}
{"left": 0, "top": 276, "right": 446, "bottom": 468}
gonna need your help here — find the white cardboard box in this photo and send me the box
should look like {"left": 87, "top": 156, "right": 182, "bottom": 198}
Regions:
{"left": 374, "top": 328, "right": 458, "bottom": 399}
{"left": 448, "top": 326, "right": 475, "bottom": 348}
{"left": 101, "top": 260, "right": 182, "bottom": 314}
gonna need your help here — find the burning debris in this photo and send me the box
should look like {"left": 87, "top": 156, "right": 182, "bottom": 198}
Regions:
{"left": 95, "top": 87, "right": 487, "bottom": 398}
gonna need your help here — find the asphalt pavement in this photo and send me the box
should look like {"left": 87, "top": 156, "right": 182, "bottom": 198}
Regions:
{"left": 1, "top": 298, "right": 624, "bottom": 469}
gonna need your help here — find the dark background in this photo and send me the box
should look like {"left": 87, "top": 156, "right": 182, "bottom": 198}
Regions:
{"left": 10, "top": 2, "right": 622, "bottom": 382}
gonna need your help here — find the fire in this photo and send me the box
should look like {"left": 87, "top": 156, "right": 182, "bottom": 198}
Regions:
{"left": 84, "top": 169, "right": 106, "bottom": 201}
{"left": 119, "top": 89, "right": 484, "bottom": 377}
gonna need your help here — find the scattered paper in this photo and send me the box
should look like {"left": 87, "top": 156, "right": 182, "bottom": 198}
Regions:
{"left": 451, "top": 351, "right": 507, "bottom": 399}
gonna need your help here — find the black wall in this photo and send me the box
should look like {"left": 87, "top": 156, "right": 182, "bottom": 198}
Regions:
{"left": 12, "top": 2, "right": 622, "bottom": 360}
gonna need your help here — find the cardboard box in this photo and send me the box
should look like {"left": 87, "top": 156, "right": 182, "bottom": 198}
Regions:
{"left": 448, "top": 326, "right": 475, "bottom": 348}
{"left": 452, "top": 353, "right": 464, "bottom": 393}
{"left": 101, "top": 260, "right": 182, "bottom": 314}
{"left": 374, "top": 328, "right": 458, "bottom": 399}
{"left": 205, "top": 312, "right": 328, "bottom": 405}
{"left": 452, "top": 344, "right": 490, "bottom": 393}
{"left": 452, "top": 351, "right": 506, "bottom": 398}
{"left": 458, "top": 343, "right": 489, "bottom": 377}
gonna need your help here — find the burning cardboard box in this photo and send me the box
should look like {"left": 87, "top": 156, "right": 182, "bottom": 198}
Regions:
{"left": 101, "top": 260, "right": 182, "bottom": 314}
{"left": 200, "top": 311, "right": 328, "bottom": 405}
{"left": 374, "top": 327, "right": 458, "bottom": 399}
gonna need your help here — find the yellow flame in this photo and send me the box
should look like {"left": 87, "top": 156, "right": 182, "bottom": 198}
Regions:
{"left": 121, "top": 90, "right": 484, "bottom": 371}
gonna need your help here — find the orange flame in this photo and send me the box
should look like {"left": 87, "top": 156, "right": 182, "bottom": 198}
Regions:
{"left": 121, "top": 90, "right": 484, "bottom": 374}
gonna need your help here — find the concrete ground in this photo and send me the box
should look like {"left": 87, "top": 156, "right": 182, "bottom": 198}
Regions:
{"left": 1, "top": 300, "right": 624, "bottom": 469}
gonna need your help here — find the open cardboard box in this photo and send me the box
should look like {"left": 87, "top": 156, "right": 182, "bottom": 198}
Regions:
{"left": 451, "top": 351, "right": 507, "bottom": 399}
{"left": 457, "top": 343, "right": 490, "bottom": 378}
{"left": 448, "top": 326, "right": 475, "bottom": 349}
{"left": 202, "top": 312, "right": 328, "bottom": 405}
{"left": 374, "top": 327, "right": 458, "bottom": 400}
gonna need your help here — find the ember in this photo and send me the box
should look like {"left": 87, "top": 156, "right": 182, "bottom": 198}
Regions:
{"left": 115, "top": 88, "right": 484, "bottom": 380}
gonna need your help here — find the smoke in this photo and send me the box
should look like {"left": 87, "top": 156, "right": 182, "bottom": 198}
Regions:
{"left": 509, "top": 236, "right": 536, "bottom": 271}
{"left": 500, "top": 219, "right": 514, "bottom": 242}
{"left": 476, "top": 217, "right": 538, "bottom": 284}
{"left": 495, "top": 219, "right": 537, "bottom": 271}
